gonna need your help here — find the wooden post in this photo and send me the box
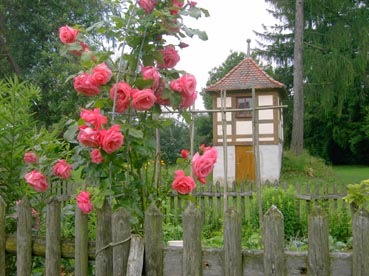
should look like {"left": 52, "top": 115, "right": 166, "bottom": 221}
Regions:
{"left": 308, "top": 205, "right": 330, "bottom": 276}
{"left": 224, "top": 208, "right": 242, "bottom": 276}
{"left": 183, "top": 203, "right": 202, "bottom": 276}
{"left": 75, "top": 206, "right": 89, "bottom": 276}
{"left": 96, "top": 199, "right": 113, "bottom": 276}
{"left": 16, "top": 196, "right": 32, "bottom": 276}
{"left": 352, "top": 208, "right": 369, "bottom": 276}
{"left": 0, "top": 196, "right": 6, "bottom": 276}
{"left": 144, "top": 204, "right": 163, "bottom": 276}
{"left": 112, "top": 207, "right": 131, "bottom": 276}
{"left": 46, "top": 197, "right": 61, "bottom": 276}
{"left": 126, "top": 235, "right": 144, "bottom": 276}
{"left": 263, "top": 205, "right": 285, "bottom": 276}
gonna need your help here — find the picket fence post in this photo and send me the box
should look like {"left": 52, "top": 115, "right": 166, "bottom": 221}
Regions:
{"left": 112, "top": 207, "right": 131, "bottom": 275}
{"left": 144, "top": 204, "right": 163, "bottom": 276}
{"left": 308, "top": 205, "right": 330, "bottom": 275}
{"left": 224, "top": 208, "right": 242, "bottom": 276}
{"left": 352, "top": 208, "right": 369, "bottom": 276}
{"left": 16, "top": 196, "right": 32, "bottom": 276}
{"left": 45, "top": 197, "right": 61, "bottom": 276}
{"left": 183, "top": 203, "right": 202, "bottom": 276}
{"left": 0, "top": 196, "right": 6, "bottom": 276}
{"left": 75, "top": 206, "right": 89, "bottom": 276}
{"left": 96, "top": 199, "right": 113, "bottom": 276}
{"left": 263, "top": 205, "right": 285, "bottom": 276}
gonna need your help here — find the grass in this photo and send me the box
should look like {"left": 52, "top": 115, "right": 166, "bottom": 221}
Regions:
{"left": 331, "top": 165, "right": 369, "bottom": 185}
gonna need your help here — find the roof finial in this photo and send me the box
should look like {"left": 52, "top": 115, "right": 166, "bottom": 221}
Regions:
{"left": 246, "top": 39, "right": 251, "bottom": 58}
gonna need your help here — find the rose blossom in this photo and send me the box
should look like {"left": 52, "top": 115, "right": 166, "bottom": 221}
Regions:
{"left": 188, "top": 1, "right": 197, "bottom": 7}
{"left": 52, "top": 159, "right": 72, "bottom": 179}
{"left": 92, "top": 63, "right": 113, "bottom": 85}
{"left": 80, "top": 108, "right": 108, "bottom": 129}
{"left": 77, "top": 125, "right": 101, "bottom": 147}
{"left": 77, "top": 191, "right": 93, "bottom": 214}
{"left": 192, "top": 146, "right": 217, "bottom": 184}
{"left": 74, "top": 73, "right": 100, "bottom": 96}
{"left": 131, "top": 88, "right": 157, "bottom": 111}
{"left": 170, "top": 79, "right": 182, "bottom": 92}
{"left": 141, "top": 65, "right": 160, "bottom": 91}
{"left": 181, "top": 149, "right": 189, "bottom": 159}
{"left": 100, "top": 124, "right": 124, "bottom": 154}
{"left": 138, "top": 0, "right": 156, "bottom": 14}
{"left": 155, "top": 81, "right": 170, "bottom": 106}
{"left": 158, "top": 46, "right": 180, "bottom": 69}
{"left": 179, "top": 42, "right": 189, "bottom": 49}
{"left": 180, "top": 91, "right": 197, "bottom": 108}
{"left": 24, "top": 151, "right": 37, "bottom": 164}
{"left": 24, "top": 170, "right": 49, "bottom": 192}
{"left": 59, "top": 25, "right": 78, "bottom": 44}
{"left": 178, "top": 74, "right": 196, "bottom": 97}
{"left": 90, "top": 149, "right": 104, "bottom": 164}
{"left": 110, "top": 82, "right": 131, "bottom": 113}
{"left": 171, "top": 170, "right": 196, "bottom": 194}
{"left": 172, "top": 0, "right": 184, "bottom": 7}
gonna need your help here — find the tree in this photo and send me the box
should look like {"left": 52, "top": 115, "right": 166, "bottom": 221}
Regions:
{"left": 257, "top": 0, "right": 369, "bottom": 164}
{"left": 290, "top": 0, "right": 304, "bottom": 155}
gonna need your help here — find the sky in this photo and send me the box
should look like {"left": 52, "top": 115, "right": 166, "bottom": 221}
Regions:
{"left": 173, "top": 1, "right": 277, "bottom": 109}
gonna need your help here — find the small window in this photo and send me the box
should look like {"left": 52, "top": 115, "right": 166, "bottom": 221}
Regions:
{"left": 237, "top": 97, "right": 253, "bottom": 118}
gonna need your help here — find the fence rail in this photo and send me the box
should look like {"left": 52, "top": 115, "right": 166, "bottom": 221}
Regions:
{"left": 0, "top": 192, "right": 368, "bottom": 275}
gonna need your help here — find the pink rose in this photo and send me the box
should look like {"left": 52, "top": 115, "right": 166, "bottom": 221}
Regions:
{"left": 131, "top": 88, "right": 157, "bottom": 111}
{"left": 24, "top": 151, "right": 37, "bottom": 164}
{"left": 59, "top": 25, "right": 78, "bottom": 44}
{"left": 24, "top": 170, "right": 49, "bottom": 192}
{"left": 52, "top": 159, "right": 72, "bottom": 179}
{"left": 77, "top": 125, "right": 101, "bottom": 147}
{"left": 141, "top": 66, "right": 160, "bottom": 91}
{"left": 77, "top": 191, "right": 93, "bottom": 214}
{"left": 180, "top": 91, "right": 197, "bottom": 108}
{"left": 80, "top": 108, "right": 108, "bottom": 129}
{"left": 178, "top": 74, "right": 196, "bottom": 97}
{"left": 179, "top": 42, "right": 189, "bottom": 49}
{"left": 188, "top": 1, "right": 197, "bottom": 7}
{"left": 92, "top": 63, "right": 113, "bottom": 85}
{"left": 110, "top": 82, "right": 131, "bottom": 113}
{"left": 171, "top": 170, "right": 196, "bottom": 194}
{"left": 74, "top": 73, "right": 100, "bottom": 96}
{"left": 170, "top": 79, "right": 182, "bottom": 92}
{"left": 158, "top": 46, "right": 180, "bottom": 69}
{"left": 100, "top": 124, "right": 124, "bottom": 154}
{"left": 90, "top": 149, "right": 104, "bottom": 164}
{"left": 202, "top": 145, "right": 217, "bottom": 163}
{"left": 172, "top": 0, "right": 184, "bottom": 8}
{"left": 181, "top": 149, "right": 189, "bottom": 159}
{"left": 192, "top": 146, "right": 217, "bottom": 184}
{"left": 138, "top": 0, "right": 156, "bottom": 14}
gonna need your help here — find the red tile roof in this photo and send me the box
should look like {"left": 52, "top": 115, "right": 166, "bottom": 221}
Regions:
{"left": 205, "top": 57, "right": 285, "bottom": 92}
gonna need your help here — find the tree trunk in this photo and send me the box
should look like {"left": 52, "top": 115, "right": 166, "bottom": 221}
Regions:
{"left": 290, "top": 0, "right": 304, "bottom": 155}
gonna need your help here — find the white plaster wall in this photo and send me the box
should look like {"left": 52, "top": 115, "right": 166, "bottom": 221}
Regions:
{"left": 259, "top": 144, "right": 283, "bottom": 182}
{"left": 213, "top": 145, "right": 235, "bottom": 185}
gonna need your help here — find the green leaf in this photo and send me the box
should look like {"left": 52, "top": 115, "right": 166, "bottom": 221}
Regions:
{"left": 181, "top": 110, "right": 191, "bottom": 124}
{"left": 64, "top": 124, "right": 79, "bottom": 143}
{"left": 128, "top": 127, "right": 144, "bottom": 139}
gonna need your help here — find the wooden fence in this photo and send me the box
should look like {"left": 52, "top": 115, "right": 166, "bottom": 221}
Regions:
{"left": 1, "top": 193, "right": 369, "bottom": 276}
{"left": 169, "top": 180, "right": 348, "bottom": 225}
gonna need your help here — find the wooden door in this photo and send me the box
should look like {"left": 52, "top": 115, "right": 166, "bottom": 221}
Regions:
{"left": 236, "top": 145, "right": 255, "bottom": 181}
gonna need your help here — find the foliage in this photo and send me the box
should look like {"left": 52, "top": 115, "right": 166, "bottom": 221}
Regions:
{"left": 344, "top": 179, "right": 369, "bottom": 211}
{"left": 257, "top": 0, "right": 369, "bottom": 165}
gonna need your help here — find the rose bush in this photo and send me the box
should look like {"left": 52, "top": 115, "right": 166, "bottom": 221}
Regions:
{"left": 22, "top": 0, "right": 213, "bottom": 223}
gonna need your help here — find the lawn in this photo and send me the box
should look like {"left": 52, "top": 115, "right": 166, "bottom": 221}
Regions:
{"left": 332, "top": 165, "right": 369, "bottom": 185}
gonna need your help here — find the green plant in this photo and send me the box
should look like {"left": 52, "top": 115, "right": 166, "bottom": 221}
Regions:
{"left": 344, "top": 179, "right": 369, "bottom": 211}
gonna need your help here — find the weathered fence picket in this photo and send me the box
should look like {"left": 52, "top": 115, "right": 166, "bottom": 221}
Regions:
{"left": 263, "top": 205, "right": 285, "bottom": 276}
{"left": 75, "top": 207, "right": 88, "bottom": 276}
{"left": 308, "top": 205, "right": 330, "bottom": 275}
{"left": 16, "top": 197, "right": 32, "bottom": 276}
{"left": 45, "top": 197, "right": 61, "bottom": 276}
{"left": 2, "top": 193, "right": 369, "bottom": 275}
